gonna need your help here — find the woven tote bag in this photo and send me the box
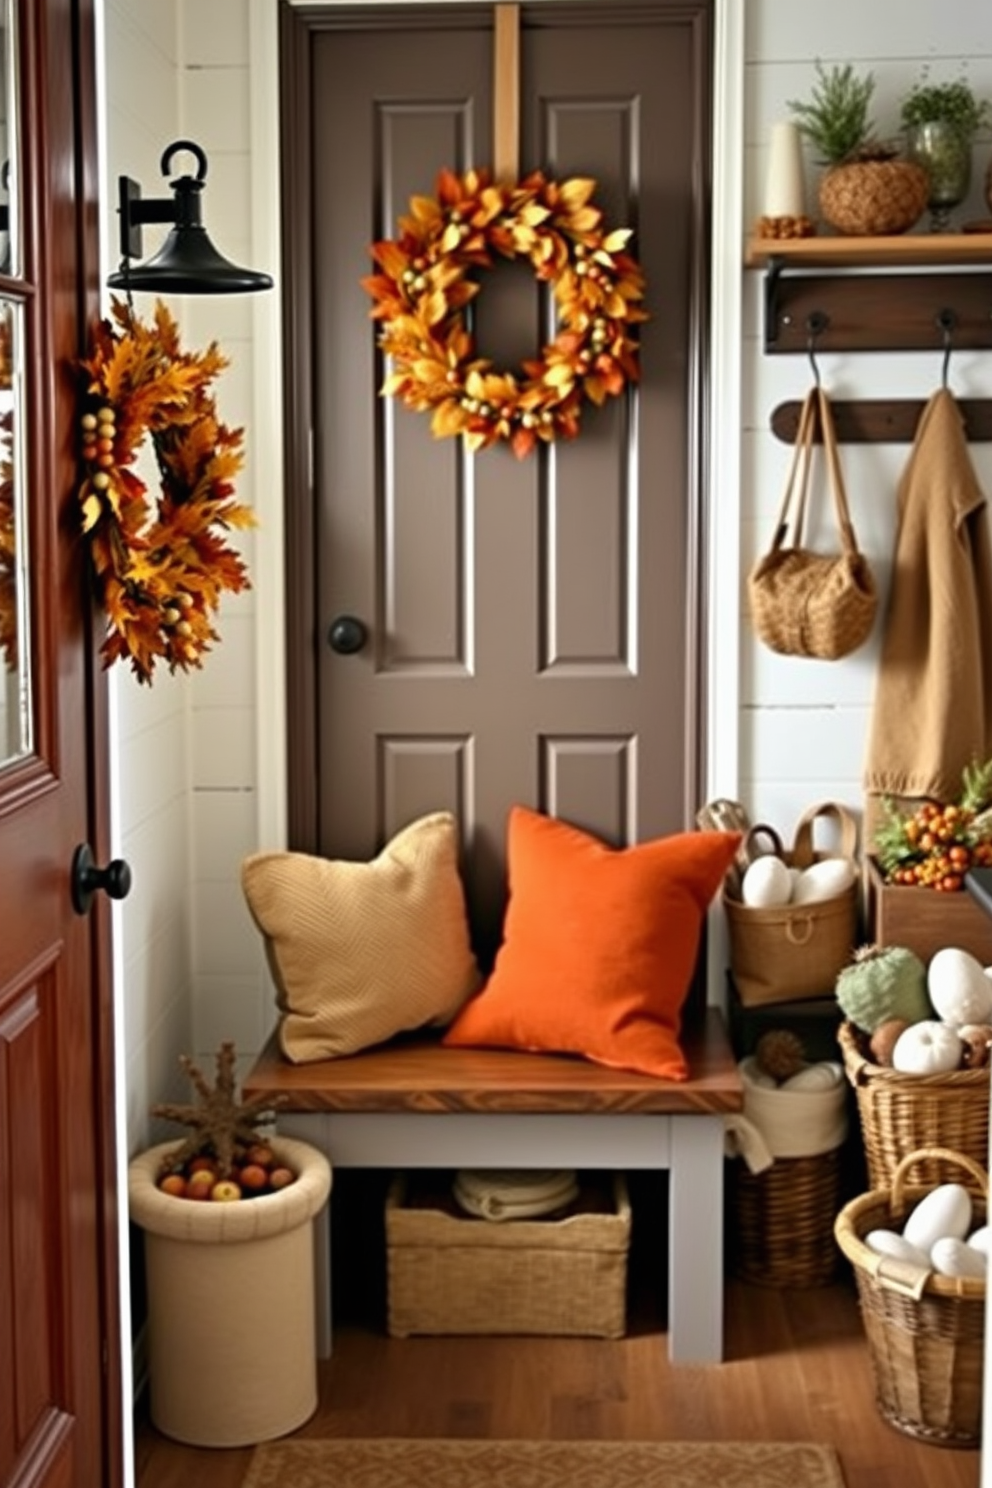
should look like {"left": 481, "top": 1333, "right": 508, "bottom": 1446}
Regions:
{"left": 748, "top": 387, "right": 877, "bottom": 659}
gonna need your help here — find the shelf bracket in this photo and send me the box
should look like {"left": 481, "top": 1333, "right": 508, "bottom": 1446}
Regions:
{"left": 763, "top": 254, "right": 785, "bottom": 348}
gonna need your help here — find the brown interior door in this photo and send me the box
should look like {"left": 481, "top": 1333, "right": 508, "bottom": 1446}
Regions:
{"left": 282, "top": 1, "right": 712, "bottom": 963}
{"left": 0, "top": 3, "right": 119, "bottom": 1487}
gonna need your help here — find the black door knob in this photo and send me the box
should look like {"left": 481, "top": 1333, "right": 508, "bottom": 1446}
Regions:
{"left": 70, "top": 843, "right": 133, "bottom": 916}
{"left": 328, "top": 615, "right": 368, "bottom": 654}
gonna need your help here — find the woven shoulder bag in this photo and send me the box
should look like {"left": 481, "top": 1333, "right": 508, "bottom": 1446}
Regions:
{"left": 748, "top": 386, "right": 877, "bottom": 660}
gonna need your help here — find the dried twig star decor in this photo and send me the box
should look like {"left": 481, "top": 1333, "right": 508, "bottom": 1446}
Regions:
{"left": 152, "top": 1040, "right": 283, "bottom": 1180}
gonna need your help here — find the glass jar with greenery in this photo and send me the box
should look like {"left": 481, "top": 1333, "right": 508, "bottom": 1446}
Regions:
{"left": 900, "top": 76, "right": 991, "bottom": 230}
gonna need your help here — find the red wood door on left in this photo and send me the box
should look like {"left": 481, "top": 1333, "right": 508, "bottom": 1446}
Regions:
{"left": 0, "top": 3, "right": 120, "bottom": 1486}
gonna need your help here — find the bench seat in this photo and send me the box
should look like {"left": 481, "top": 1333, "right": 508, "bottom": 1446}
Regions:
{"left": 244, "top": 1007, "right": 743, "bottom": 1364}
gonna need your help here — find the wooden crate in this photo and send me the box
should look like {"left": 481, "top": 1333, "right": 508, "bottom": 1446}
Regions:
{"left": 386, "top": 1172, "right": 630, "bottom": 1338}
{"left": 864, "top": 857, "right": 992, "bottom": 966}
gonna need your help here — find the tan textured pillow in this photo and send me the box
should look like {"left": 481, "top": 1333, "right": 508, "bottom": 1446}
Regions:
{"left": 242, "top": 812, "right": 480, "bottom": 1063}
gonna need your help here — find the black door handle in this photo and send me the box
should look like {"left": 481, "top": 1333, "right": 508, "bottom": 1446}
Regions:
{"left": 71, "top": 843, "right": 132, "bottom": 916}
{"left": 328, "top": 615, "right": 368, "bottom": 654}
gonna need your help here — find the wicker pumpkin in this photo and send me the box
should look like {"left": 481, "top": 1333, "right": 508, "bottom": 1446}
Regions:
{"left": 819, "top": 158, "right": 928, "bottom": 235}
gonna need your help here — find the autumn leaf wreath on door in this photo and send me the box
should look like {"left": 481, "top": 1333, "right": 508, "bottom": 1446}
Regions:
{"left": 362, "top": 168, "right": 648, "bottom": 459}
{"left": 77, "top": 298, "right": 255, "bottom": 684}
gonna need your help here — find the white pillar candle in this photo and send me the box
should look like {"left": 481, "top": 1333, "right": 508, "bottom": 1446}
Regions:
{"left": 765, "top": 121, "right": 806, "bottom": 217}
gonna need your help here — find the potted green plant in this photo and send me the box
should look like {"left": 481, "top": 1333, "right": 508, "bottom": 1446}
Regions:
{"left": 900, "top": 75, "right": 991, "bottom": 230}
{"left": 789, "top": 62, "right": 929, "bottom": 235}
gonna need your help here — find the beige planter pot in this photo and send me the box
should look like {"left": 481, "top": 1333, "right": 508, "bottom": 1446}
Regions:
{"left": 129, "top": 1136, "right": 332, "bottom": 1447}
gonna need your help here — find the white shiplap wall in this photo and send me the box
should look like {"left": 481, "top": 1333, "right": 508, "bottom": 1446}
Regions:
{"left": 740, "top": 1, "right": 992, "bottom": 845}
{"left": 103, "top": 0, "right": 194, "bottom": 1154}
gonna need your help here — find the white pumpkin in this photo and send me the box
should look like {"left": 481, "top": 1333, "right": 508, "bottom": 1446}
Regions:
{"left": 967, "top": 1225, "right": 990, "bottom": 1254}
{"left": 864, "top": 1229, "right": 930, "bottom": 1267}
{"left": 928, "top": 947, "right": 992, "bottom": 1027}
{"left": 791, "top": 857, "right": 855, "bottom": 904}
{"left": 931, "top": 1236, "right": 987, "bottom": 1279}
{"left": 739, "top": 1056, "right": 777, "bottom": 1089}
{"left": 781, "top": 1061, "right": 842, "bottom": 1091}
{"left": 741, "top": 855, "right": 792, "bottom": 908}
{"left": 903, "top": 1183, "right": 972, "bottom": 1252}
{"left": 891, "top": 1019, "right": 963, "bottom": 1075}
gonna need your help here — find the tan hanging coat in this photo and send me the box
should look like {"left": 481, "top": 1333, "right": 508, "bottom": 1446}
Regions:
{"left": 864, "top": 388, "right": 992, "bottom": 819}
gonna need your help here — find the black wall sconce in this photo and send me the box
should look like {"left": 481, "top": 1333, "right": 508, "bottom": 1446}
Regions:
{"left": 106, "top": 139, "right": 273, "bottom": 296}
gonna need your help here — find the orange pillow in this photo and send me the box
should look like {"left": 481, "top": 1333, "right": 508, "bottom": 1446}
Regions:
{"left": 442, "top": 807, "right": 741, "bottom": 1080}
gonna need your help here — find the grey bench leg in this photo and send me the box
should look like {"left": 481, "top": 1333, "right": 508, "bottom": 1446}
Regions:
{"left": 668, "top": 1114, "right": 725, "bottom": 1363}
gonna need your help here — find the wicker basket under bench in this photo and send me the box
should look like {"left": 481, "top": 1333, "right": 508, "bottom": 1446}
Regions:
{"left": 242, "top": 1008, "right": 743, "bottom": 1365}
{"left": 387, "top": 1171, "right": 631, "bottom": 1338}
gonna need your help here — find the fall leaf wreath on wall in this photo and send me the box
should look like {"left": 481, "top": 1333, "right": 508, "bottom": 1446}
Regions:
{"left": 362, "top": 168, "right": 648, "bottom": 459}
{"left": 78, "top": 299, "right": 254, "bottom": 684}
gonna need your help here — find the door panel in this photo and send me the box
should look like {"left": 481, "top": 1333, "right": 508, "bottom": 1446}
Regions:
{"left": 287, "top": 2, "right": 711, "bottom": 963}
{"left": 0, "top": 2, "right": 116, "bottom": 1486}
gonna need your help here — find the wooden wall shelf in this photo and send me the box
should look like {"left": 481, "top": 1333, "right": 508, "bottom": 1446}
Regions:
{"left": 747, "top": 234, "right": 992, "bottom": 355}
{"left": 746, "top": 232, "right": 992, "bottom": 269}
{"left": 747, "top": 232, "right": 992, "bottom": 442}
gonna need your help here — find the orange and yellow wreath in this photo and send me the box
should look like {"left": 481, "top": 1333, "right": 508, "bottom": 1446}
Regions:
{"left": 78, "top": 299, "right": 254, "bottom": 684}
{"left": 362, "top": 168, "right": 647, "bottom": 459}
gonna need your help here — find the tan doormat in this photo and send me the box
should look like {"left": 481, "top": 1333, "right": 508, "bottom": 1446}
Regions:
{"left": 242, "top": 1438, "right": 846, "bottom": 1488}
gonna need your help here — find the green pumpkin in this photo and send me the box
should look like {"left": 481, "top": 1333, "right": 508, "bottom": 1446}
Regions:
{"left": 835, "top": 944, "right": 931, "bottom": 1034}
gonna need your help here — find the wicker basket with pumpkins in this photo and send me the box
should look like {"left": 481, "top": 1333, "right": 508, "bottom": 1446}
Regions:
{"left": 789, "top": 62, "right": 929, "bottom": 236}
{"left": 836, "top": 942, "right": 991, "bottom": 1193}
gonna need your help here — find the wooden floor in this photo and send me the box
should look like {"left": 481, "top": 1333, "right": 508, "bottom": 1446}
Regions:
{"left": 132, "top": 1174, "right": 982, "bottom": 1488}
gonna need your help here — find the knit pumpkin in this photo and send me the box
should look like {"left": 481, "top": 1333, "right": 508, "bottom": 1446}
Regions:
{"left": 835, "top": 944, "right": 930, "bottom": 1034}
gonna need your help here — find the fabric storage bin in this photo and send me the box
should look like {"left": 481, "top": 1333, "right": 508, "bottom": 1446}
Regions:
{"left": 838, "top": 1021, "right": 989, "bottom": 1193}
{"left": 385, "top": 1171, "right": 630, "bottom": 1338}
{"left": 723, "top": 803, "right": 860, "bottom": 1007}
{"left": 834, "top": 1146, "right": 987, "bottom": 1448}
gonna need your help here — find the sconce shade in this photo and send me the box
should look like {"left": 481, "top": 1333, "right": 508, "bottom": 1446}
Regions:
{"left": 106, "top": 139, "right": 273, "bottom": 296}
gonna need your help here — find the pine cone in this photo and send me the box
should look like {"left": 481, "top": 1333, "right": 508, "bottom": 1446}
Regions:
{"left": 755, "top": 1029, "right": 806, "bottom": 1083}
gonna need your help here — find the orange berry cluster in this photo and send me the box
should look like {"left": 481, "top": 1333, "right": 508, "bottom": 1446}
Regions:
{"left": 885, "top": 802, "right": 992, "bottom": 892}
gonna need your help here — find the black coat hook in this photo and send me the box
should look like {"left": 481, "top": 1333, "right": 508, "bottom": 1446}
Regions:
{"left": 937, "top": 308, "right": 956, "bottom": 389}
{"left": 805, "top": 312, "right": 829, "bottom": 387}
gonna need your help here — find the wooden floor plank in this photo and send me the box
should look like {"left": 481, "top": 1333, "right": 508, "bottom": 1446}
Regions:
{"left": 133, "top": 1278, "right": 981, "bottom": 1487}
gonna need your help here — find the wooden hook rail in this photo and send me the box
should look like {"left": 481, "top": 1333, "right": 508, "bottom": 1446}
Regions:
{"left": 771, "top": 398, "right": 992, "bottom": 443}
{"left": 764, "top": 265, "right": 992, "bottom": 354}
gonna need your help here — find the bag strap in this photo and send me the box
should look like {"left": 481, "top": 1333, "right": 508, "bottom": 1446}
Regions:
{"left": 816, "top": 388, "right": 863, "bottom": 558}
{"left": 766, "top": 387, "right": 818, "bottom": 554}
{"left": 790, "top": 800, "right": 859, "bottom": 866}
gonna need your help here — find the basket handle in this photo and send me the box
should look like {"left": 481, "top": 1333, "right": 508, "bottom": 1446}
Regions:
{"left": 741, "top": 823, "right": 785, "bottom": 864}
{"left": 790, "top": 801, "right": 859, "bottom": 868}
{"left": 891, "top": 1146, "right": 990, "bottom": 1209}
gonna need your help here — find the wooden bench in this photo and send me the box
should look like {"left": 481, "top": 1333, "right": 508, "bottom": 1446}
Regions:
{"left": 243, "top": 1007, "right": 743, "bottom": 1364}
